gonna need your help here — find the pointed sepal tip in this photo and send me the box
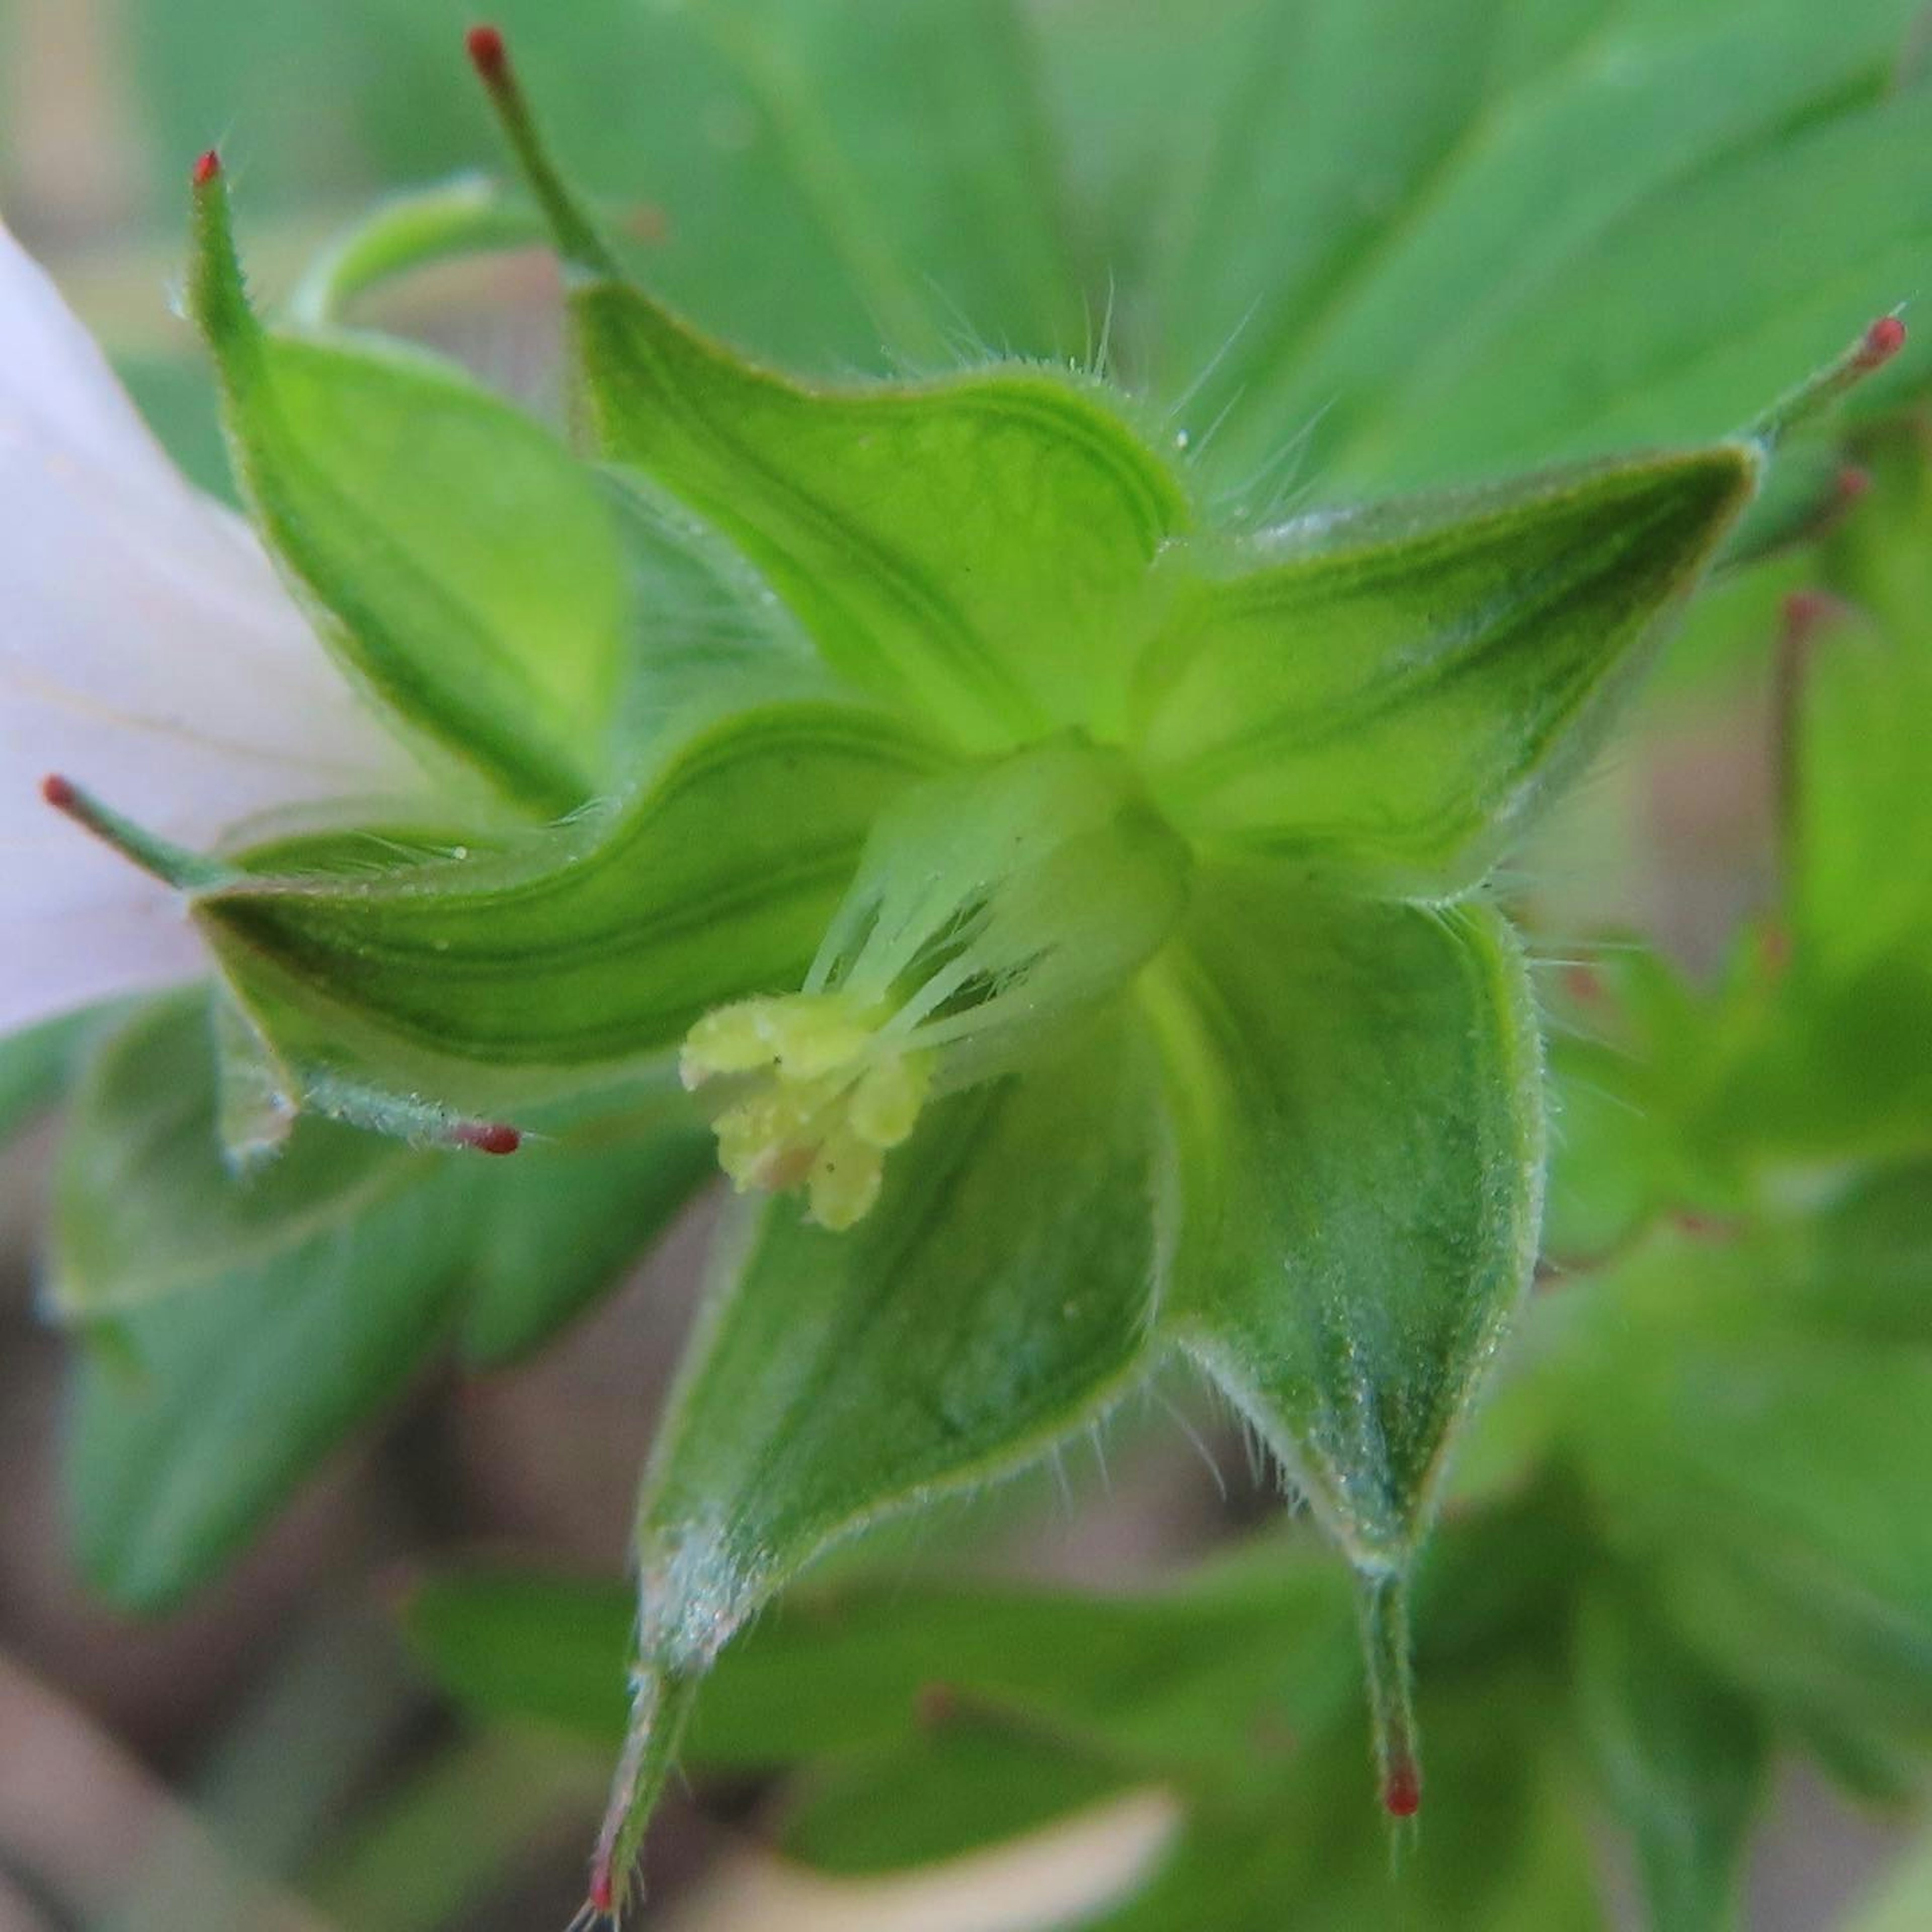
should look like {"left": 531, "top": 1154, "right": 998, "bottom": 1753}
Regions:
{"left": 1749, "top": 313, "right": 1909, "bottom": 448}
{"left": 1354, "top": 1568, "right": 1423, "bottom": 1823}
{"left": 460, "top": 20, "right": 616, "bottom": 276}
{"left": 39, "top": 774, "right": 226, "bottom": 892}
{"left": 464, "top": 23, "right": 507, "bottom": 83}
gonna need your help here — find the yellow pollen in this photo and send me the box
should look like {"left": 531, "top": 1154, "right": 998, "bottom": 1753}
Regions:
{"left": 681, "top": 995, "right": 931, "bottom": 1231}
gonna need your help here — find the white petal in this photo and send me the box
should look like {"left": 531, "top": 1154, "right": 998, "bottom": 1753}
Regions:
{"left": 0, "top": 214, "right": 425, "bottom": 1036}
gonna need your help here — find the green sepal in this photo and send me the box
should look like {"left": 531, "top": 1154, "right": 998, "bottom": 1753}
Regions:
{"left": 592, "top": 1010, "right": 1170, "bottom": 1909}
{"left": 1144, "top": 869, "right": 1545, "bottom": 1572}
{"left": 182, "top": 703, "right": 947, "bottom": 1121}
{"left": 1136, "top": 448, "right": 1758, "bottom": 890}
{"left": 472, "top": 45, "right": 1191, "bottom": 749}
{"left": 189, "top": 162, "right": 627, "bottom": 813}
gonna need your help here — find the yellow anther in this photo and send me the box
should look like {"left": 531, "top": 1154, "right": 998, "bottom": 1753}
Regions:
{"left": 682, "top": 994, "right": 931, "bottom": 1230}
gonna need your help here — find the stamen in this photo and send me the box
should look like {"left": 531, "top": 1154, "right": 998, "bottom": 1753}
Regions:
{"left": 682, "top": 994, "right": 931, "bottom": 1231}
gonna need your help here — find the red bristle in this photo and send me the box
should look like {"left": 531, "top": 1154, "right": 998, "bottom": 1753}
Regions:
{"left": 914, "top": 1681, "right": 959, "bottom": 1729}
{"left": 465, "top": 24, "right": 508, "bottom": 80}
{"left": 191, "top": 149, "right": 221, "bottom": 189}
{"left": 39, "top": 774, "right": 77, "bottom": 812}
{"left": 1856, "top": 314, "right": 1906, "bottom": 371}
{"left": 1781, "top": 589, "right": 1844, "bottom": 649}
{"left": 1562, "top": 963, "right": 1604, "bottom": 1005}
{"left": 588, "top": 1872, "right": 614, "bottom": 1917}
{"left": 454, "top": 1121, "right": 521, "bottom": 1156}
{"left": 1383, "top": 1755, "right": 1422, "bottom": 1818}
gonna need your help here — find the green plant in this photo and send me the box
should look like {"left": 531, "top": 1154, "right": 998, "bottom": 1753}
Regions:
{"left": 7, "top": 4, "right": 1932, "bottom": 1927}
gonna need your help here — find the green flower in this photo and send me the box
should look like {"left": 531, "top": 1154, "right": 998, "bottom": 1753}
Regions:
{"left": 38, "top": 26, "right": 1910, "bottom": 1921}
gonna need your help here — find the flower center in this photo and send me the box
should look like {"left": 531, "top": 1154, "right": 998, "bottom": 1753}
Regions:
{"left": 681, "top": 994, "right": 931, "bottom": 1231}
{"left": 682, "top": 735, "right": 1192, "bottom": 1229}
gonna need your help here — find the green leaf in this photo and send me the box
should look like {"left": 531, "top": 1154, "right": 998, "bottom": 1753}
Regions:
{"left": 61, "top": 1007, "right": 708, "bottom": 1609}
{"left": 188, "top": 703, "right": 945, "bottom": 1120}
{"left": 406, "top": 1547, "right": 1359, "bottom": 1785}
{"left": 1092, "top": 0, "right": 1928, "bottom": 492}
{"left": 189, "top": 163, "right": 628, "bottom": 813}
{"left": 781, "top": 1723, "right": 1132, "bottom": 1877}
{"left": 1575, "top": 1583, "right": 1766, "bottom": 1932}
{"left": 51, "top": 993, "right": 413, "bottom": 1318}
{"left": 590, "top": 1013, "right": 1170, "bottom": 1905}
{"left": 1135, "top": 449, "right": 1757, "bottom": 889}
{"left": 1564, "top": 1263, "right": 1932, "bottom": 1776}
{"left": 0, "top": 1009, "right": 96, "bottom": 1146}
{"left": 1791, "top": 1163, "right": 1932, "bottom": 1350}
{"left": 1540, "top": 944, "right": 1738, "bottom": 1265}
{"left": 1790, "top": 422, "right": 1932, "bottom": 979}
{"left": 1082, "top": 1678, "right": 1604, "bottom": 1932}
{"left": 1144, "top": 871, "right": 1544, "bottom": 1572}
{"left": 455, "top": 1123, "right": 714, "bottom": 1368}
{"left": 66, "top": 1157, "right": 466, "bottom": 1611}
{"left": 680, "top": 0, "right": 1089, "bottom": 367}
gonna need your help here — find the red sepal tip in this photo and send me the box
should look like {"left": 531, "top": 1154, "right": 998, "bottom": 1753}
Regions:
{"left": 1383, "top": 1756, "right": 1422, "bottom": 1818}
{"left": 587, "top": 1870, "right": 615, "bottom": 1917}
{"left": 465, "top": 24, "right": 508, "bottom": 80}
{"left": 1781, "top": 588, "right": 1846, "bottom": 650}
{"left": 191, "top": 149, "right": 221, "bottom": 189}
{"left": 39, "top": 774, "right": 77, "bottom": 812}
{"left": 1856, "top": 315, "right": 1906, "bottom": 371}
{"left": 454, "top": 1121, "right": 521, "bottom": 1156}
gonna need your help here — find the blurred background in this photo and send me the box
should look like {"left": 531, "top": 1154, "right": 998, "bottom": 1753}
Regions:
{"left": 3, "top": 1, "right": 1929, "bottom": 1926}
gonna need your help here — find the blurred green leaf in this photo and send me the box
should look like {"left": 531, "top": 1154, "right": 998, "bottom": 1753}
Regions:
{"left": 60, "top": 1003, "right": 709, "bottom": 1609}
{"left": 120, "top": 0, "right": 1084, "bottom": 373}
{"left": 1575, "top": 1583, "right": 1766, "bottom": 1932}
{"left": 51, "top": 993, "right": 416, "bottom": 1317}
{"left": 1564, "top": 1258, "right": 1932, "bottom": 1777}
{"left": 1080, "top": 1678, "right": 1604, "bottom": 1932}
{"left": 1055, "top": 0, "right": 1930, "bottom": 492}
{"left": 780, "top": 1722, "right": 1133, "bottom": 1876}
{"left": 0, "top": 1008, "right": 95, "bottom": 1145}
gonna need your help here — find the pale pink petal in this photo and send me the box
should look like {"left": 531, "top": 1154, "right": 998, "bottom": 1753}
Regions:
{"left": 0, "top": 215, "right": 425, "bottom": 1035}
